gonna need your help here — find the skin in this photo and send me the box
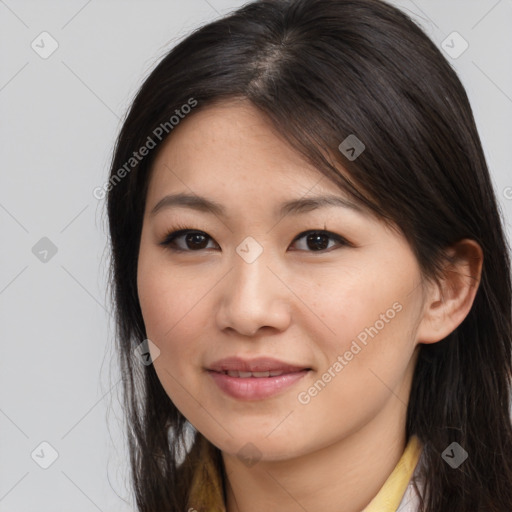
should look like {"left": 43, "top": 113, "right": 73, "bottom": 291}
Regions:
{"left": 137, "top": 99, "right": 483, "bottom": 512}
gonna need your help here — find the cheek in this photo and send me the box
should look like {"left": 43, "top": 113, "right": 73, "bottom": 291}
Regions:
{"left": 138, "top": 243, "right": 202, "bottom": 334}
{"left": 137, "top": 262, "right": 209, "bottom": 415}
{"left": 136, "top": 258, "right": 224, "bottom": 403}
{"left": 303, "top": 260, "right": 422, "bottom": 374}
{"left": 299, "top": 264, "right": 396, "bottom": 338}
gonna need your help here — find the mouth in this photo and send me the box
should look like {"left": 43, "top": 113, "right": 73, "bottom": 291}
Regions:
{"left": 207, "top": 356, "right": 312, "bottom": 373}
{"left": 206, "top": 356, "right": 312, "bottom": 400}
{"left": 215, "top": 369, "right": 300, "bottom": 378}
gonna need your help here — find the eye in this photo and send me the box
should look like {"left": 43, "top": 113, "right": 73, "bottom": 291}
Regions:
{"left": 290, "top": 230, "right": 350, "bottom": 252}
{"left": 159, "top": 227, "right": 218, "bottom": 252}
{"left": 159, "top": 226, "right": 351, "bottom": 253}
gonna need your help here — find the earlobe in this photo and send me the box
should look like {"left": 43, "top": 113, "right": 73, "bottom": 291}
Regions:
{"left": 416, "top": 239, "right": 483, "bottom": 344}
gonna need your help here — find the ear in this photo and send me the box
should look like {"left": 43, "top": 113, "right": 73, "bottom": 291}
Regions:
{"left": 416, "top": 239, "right": 483, "bottom": 344}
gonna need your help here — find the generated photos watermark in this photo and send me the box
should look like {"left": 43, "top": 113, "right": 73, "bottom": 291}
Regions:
{"left": 297, "top": 301, "right": 403, "bottom": 405}
{"left": 93, "top": 97, "right": 198, "bottom": 200}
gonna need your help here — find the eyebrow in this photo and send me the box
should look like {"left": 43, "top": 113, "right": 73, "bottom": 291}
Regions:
{"left": 149, "top": 192, "right": 366, "bottom": 218}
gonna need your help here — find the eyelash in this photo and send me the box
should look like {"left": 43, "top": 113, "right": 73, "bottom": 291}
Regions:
{"left": 158, "top": 223, "right": 352, "bottom": 253}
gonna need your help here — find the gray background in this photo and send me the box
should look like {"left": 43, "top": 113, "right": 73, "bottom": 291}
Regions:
{"left": 1, "top": 1, "right": 511, "bottom": 510}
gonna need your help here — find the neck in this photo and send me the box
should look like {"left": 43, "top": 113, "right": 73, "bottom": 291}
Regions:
{"left": 222, "top": 390, "right": 409, "bottom": 512}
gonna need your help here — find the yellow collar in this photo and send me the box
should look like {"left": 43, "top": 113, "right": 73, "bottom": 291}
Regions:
{"left": 186, "top": 434, "right": 422, "bottom": 512}
{"left": 362, "top": 434, "right": 422, "bottom": 511}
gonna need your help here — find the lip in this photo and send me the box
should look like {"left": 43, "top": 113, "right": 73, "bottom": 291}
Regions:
{"left": 206, "top": 356, "right": 311, "bottom": 401}
{"left": 208, "top": 356, "right": 310, "bottom": 373}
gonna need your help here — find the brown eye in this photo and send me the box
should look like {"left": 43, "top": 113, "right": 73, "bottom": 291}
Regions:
{"left": 290, "top": 230, "right": 349, "bottom": 252}
{"left": 160, "top": 229, "right": 218, "bottom": 252}
{"left": 159, "top": 228, "right": 350, "bottom": 253}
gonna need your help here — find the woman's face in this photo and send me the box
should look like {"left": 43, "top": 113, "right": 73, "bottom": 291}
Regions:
{"left": 137, "top": 99, "right": 428, "bottom": 462}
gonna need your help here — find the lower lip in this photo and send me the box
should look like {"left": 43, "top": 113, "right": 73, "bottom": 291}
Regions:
{"left": 207, "top": 370, "right": 310, "bottom": 400}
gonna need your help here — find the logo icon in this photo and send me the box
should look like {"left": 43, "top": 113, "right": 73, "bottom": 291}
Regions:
{"left": 133, "top": 339, "right": 161, "bottom": 365}
{"left": 441, "top": 32, "right": 469, "bottom": 59}
{"left": 32, "top": 237, "right": 58, "bottom": 263}
{"left": 31, "top": 441, "right": 59, "bottom": 469}
{"left": 442, "top": 442, "right": 468, "bottom": 468}
{"left": 31, "top": 32, "right": 59, "bottom": 59}
{"left": 338, "top": 134, "right": 365, "bottom": 161}
{"left": 237, "top": 442, "right": 262, "bottom": 467}
{"left": 236, "top": 236, "right": 263, "bottom": 264}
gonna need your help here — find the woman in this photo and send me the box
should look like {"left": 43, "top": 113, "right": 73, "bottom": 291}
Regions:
{"left": 106, "top": 0, "right": 512, "bottom": 510}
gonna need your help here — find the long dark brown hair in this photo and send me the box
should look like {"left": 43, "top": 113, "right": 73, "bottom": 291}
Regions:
{"left": 105, "top": 0, "right": 512, "bottom": 510}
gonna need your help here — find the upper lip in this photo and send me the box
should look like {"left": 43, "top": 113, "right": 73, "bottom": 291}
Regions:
{"left": 207, "top": 356, "right": 311, "bottom": 373}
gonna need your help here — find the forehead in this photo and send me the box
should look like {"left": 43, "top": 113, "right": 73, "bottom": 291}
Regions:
{"left": 150, "top": 100, "right": 321, "bottom": 186}
{"left": 144, "top": 100, "right": 378, "bottom": 227}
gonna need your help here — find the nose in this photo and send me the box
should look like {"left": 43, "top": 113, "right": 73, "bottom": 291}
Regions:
{"left": 215, "top": 249, "right": 292, "bottom": 337}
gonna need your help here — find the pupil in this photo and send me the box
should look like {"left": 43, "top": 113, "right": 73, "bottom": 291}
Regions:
{"left": 308, "top": 233, "right": 328, "bottom": 250}
{"left": 187, "top": 232, "right": 207, "bottom": 249}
